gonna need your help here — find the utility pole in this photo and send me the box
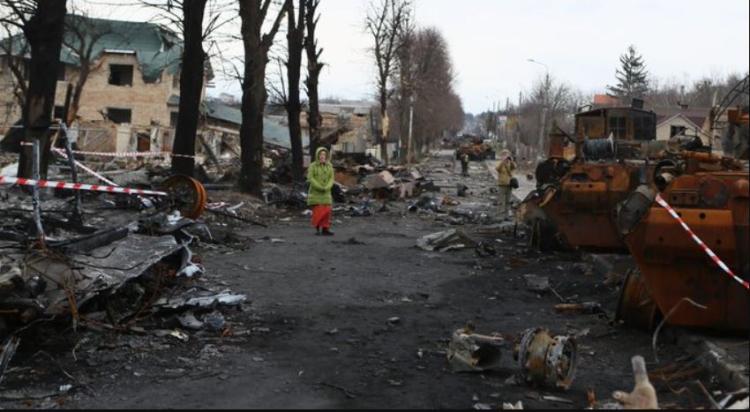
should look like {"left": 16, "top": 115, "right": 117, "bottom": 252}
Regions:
{"left": 407, "top": 94, "right": 415, "bottom": 164}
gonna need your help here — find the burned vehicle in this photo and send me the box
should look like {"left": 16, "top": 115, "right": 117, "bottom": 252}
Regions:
{"left": 520, "top": 103, "right": 662, "bottom": 253}
{"left": 455, "top": 135, "right": 496, "bottom": 161}
{"left": 616, "top": 88, "right": 750, "bottom": 332}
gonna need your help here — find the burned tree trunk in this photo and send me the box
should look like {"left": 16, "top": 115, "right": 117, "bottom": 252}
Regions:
{"left": 172, "top": 0, "right": 207, "bottom": 177}
{"left": 286, "top": 0, "right": 305, "bottom": 182}
{"left": 238, "top": 0, "right": 288, "bottom": 195}
{"left": 16, "top": 0, "right": 68, "bottom": 179}
{"left": 304, "top": 0, "right": 323, "bottom": 159}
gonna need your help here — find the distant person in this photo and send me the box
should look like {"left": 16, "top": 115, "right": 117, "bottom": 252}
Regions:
{"left": 307, "top": 147, "right": 335, "bottom": 236}
{"left": 496, "top": 151, "right": 517, "bottom": 220}
{"left": 460, "top": 152, "right": 470, "bottom": 177}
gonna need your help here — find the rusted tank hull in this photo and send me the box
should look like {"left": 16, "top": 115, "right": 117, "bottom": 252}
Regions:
{"left": 623, "top": 172, "right": 750, "bottom": 332}
{"left": 533, "top": 162, "right": 646, "bottom": 253}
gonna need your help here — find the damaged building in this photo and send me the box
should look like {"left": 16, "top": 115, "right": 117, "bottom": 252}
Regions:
{"left": 0, "top": 14, "right": 205, "bottom": 153}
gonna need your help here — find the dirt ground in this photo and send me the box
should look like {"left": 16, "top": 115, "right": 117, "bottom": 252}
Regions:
{"left": 0, "top": 151, "right": 729, "bottom": 409}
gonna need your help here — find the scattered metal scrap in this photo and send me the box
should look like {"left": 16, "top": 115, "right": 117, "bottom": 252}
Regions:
{"left": 447, "top": 325, "right": 579, "bottom": 391}
{"left": 447, "top": 327, "right": 505, "bottom": 373}
{"left": 514, "top": 328, "right": 577, "bottom": 390}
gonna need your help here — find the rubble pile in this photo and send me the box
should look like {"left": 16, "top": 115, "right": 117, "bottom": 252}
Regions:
{"left": 0, "top": 176, "right": 249, "bottom": 386}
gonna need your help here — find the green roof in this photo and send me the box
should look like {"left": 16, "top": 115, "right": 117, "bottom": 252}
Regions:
{"left": 1, "top": 15, "right": 183, "bottom": 83}
{"left": 203, "top": 99, "right": 309, "bottom": 150}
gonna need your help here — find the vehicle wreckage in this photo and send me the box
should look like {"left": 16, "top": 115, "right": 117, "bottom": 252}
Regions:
{"left": 521, "top": 75, "right": 750, "bottom": 332}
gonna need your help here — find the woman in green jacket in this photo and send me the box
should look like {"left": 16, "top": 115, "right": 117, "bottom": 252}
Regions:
{"left": 307, "top": 147, "right": 335, "bottom": 236}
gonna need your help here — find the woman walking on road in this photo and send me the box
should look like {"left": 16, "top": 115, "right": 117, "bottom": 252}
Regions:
{"left": 307, "top": 147, "right": 335, "bottom": 236}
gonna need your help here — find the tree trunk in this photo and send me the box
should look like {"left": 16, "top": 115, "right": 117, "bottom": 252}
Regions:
{"left": 286, "top": 1, "right": 305, "bottom": 182}
{"left": 304, "top": 0, "right": 323, "bottom": 159}
{"left": 305, "top": 73, "right": 321, "bottom": 158}
{"left": 172, "top": 0, "right": 208, "bottom": 177}
{"left": 379, "top": 91, "right": 388, "bottom": 165}
{"left": 17, "top": 0, "right": 68, "bottom": 179}
{"left": 238, "top": 1, "right": 267, "bottom": 195}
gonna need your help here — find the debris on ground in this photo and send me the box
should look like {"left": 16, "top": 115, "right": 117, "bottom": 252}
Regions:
{"left": 447, "top": 326, "right": 505, "bottom": 372}
{"left": 514, "top": 328, "right": 577, "bottom": 390}
{"left": 502, "top": 400, "right": 524, "bottom": 410}
{"left": 522, "top": 274, "right": 550, "bottom": 293}
{"left": 416, "top": 229, "right": 478, "bottom": 252}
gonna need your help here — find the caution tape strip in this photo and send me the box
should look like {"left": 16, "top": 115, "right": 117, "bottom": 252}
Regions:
{"left": 52, "top": 148, "right": 119, "bottom": 187}
{"left": 19, "top": 143, "right": 195, "bottom": 159}
{"left": 67, "top": 149, "right": 195, "bottom": 159}
{"left": 655, "top": 194, "right": 750, "bottom": 291}
{"left": 0, "top": 176, "right": 167, "bottom": 197}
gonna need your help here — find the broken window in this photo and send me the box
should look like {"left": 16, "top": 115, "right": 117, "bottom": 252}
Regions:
{"left": 107, "top": 108, "right": 132, "bottom": 124}
{"left": 109, "top": 64, "right": 134, "bottom": 86}
{"left": 608, "top": 116, "right": 627, "bottom": 139}
{"left": 670, "top": 125, "right": 687, "bottom": 138}
{"left": 53, "top": 105, "right": 65, "bottom": 120}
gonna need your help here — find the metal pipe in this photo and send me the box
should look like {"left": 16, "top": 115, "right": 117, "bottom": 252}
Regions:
{"left": 59, "top": 122, "right": 83, "bottom": 224}
{"left": 31, "top": 139, "right": 45, "bottom": 247}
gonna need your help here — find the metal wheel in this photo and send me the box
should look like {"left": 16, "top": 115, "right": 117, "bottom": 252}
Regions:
{"left": 161, "top": 175, "right": 207, "bottom": 219}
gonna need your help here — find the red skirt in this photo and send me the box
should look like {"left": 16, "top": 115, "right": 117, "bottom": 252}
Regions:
{"left": 311, "top": 205, "right": 332, "bottom": 229}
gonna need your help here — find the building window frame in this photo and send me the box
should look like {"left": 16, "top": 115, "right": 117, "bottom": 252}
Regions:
{"left": 107, "top": 107, "right": 132, "bottom": 124}
{"left": 670, "top": 125, "right": 687, "bottom": 138}
{"left": 608, "top": 116, "right": 627, "bottom": 139}
{"left": 109, "top": 64, "right": 134, "bottom": 86}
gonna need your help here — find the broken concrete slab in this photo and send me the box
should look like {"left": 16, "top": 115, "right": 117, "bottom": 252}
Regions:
{"left": 416, "top": 229, "right": 478, "bottom": 252}
{"left": 364, "top": 171, "right": 395, "bottom": 190}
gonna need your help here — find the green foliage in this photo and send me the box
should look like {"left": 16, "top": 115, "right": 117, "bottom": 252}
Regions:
{"left": 607, "top": 45, "right": 649, "bottom": 100}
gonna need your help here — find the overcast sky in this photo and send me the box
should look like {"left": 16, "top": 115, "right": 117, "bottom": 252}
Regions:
{"left": 82, "top": 0, "right": 750, "bottom": 114}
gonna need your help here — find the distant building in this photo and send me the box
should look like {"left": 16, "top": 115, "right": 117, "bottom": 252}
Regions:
{"left": 654, "top": 106, "right": 712, "bottom": 145}
{"left": 309, "top": 101, "right": 376, "bottom": 155}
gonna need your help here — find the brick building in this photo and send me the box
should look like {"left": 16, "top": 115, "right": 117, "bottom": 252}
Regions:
{"left": 0, "top": 15, "right": 199, "bottom": 136}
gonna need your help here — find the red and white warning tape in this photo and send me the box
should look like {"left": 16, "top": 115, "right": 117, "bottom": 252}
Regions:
{"left": 65, "top": 149, "right": 195, "bottom": 159}
{"left": 655, "top": 194, "right": 750, "bottom": 291}
{"left": 0, "top": 176, "right": 167, "bottom": 197}
{"left": 20, "top": 143, "right": 195, "bottom": 159}
{"left": 52, "top": 148, "right": 119, "bottom": 187}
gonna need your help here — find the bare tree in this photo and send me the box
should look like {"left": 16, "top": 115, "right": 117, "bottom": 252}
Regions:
{"left": 285, "top": 0, "right": 304, "bottom": 182}
{"left": 392, "top": 27, "right": 463, "bottom": 160}
{"left": 237, "top": 0, "right": 289, "bottom": 195}
{"left": 143, "top": 0, "right": 234, "bottom": 177}
{"left": 62, "top": 10, "right": 113, "bottom": 125}
{"left": 1, "top": 0, "right": 68, "bottom": 179}
{"left": 366, "top": 0, "right": 411, "bottom": 165}
{"left": 304, "top": 0, "right": 322, "bottom": 159}
{"left": 0, "top": 19, "right": 29, "bottom": 111}
{"left": 393, "top": 18, "right": 413, "bottom": 162}
{"left": 517, "top": 74, "right": 575, "bottom": 155}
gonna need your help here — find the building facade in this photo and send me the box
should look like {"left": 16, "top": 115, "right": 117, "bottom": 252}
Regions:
{"left": 0, "top": 16, "right": 190, "bottom": 135}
